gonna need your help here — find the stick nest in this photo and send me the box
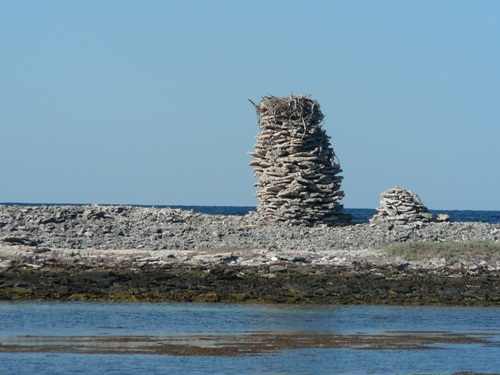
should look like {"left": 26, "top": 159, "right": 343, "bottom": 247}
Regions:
{"left": 256, "top": 95, "right": 324, "bottom": 127}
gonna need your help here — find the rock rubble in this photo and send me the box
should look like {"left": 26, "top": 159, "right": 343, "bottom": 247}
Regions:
{"left": 1, "top": 204, "right": 499, "bottom": 255}
{"left": 249, "top": 95, "right": 351, "bottom": 226}
{"left": 2, "top": 261, "right": 500, "bottom": 305}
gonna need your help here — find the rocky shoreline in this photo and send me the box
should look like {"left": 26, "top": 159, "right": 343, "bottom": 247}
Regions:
{"left": 1, "top": 205, "right": 500, "bottom": 305}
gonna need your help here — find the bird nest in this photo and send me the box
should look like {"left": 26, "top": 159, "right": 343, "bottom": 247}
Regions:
{"left": 254, "top": 95, "right": 325, "bottom": 126}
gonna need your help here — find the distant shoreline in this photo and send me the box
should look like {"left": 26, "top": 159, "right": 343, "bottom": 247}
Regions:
{"left": 1, "top": 204, "right": 499, "bottom": 305}
{"left": 1, "top": 203, "right": 499, "bottom": 225}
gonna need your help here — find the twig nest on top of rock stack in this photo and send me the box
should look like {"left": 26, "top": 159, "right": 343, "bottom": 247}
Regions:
{"left": 370, "top": 186, "right": 433, "bottom": 226}
{"left": 249, "top": 94, "right": 351, "bottom": 226}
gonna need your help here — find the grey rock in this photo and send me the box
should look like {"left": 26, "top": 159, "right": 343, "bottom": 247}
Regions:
{"left": 0, "top": 259, "right": 12, "bottom": 268}
{"left": 269, "top": 264, "right": 287, "bottom": 272}
{"left": 1, "top": 205, "right": 499, "bottom": 256}
{"left": 436, "top": 214, "right": 452, "bottom": 222}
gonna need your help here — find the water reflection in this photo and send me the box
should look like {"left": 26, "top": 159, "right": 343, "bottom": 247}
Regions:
{"left": 1, "top": 302, "right": 500, "bottom": 374}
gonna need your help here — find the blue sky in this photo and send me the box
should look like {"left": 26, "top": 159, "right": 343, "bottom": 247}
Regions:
{"left": 1, "top": 1, "right": 499, "bottom": 210}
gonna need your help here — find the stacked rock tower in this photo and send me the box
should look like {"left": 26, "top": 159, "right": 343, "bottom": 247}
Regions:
{"left": 370, "top": 186, "right": 433, "bottom": 225}
{"left": 249, "top": 95, "right": 351, "bottom": 226}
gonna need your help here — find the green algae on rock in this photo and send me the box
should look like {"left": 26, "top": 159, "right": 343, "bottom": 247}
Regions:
{"left": 1, "top": 263, "right": 499, "bottom": 305}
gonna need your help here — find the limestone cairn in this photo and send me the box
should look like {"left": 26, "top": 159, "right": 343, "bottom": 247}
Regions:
{"left": 370, "top": 186, "right": 433, "bottom": 225}
{"left": 249, "top": 95, "right": 351, "bottom": 226}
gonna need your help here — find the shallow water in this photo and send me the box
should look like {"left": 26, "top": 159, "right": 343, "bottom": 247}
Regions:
{"left": 0, "top": 302, "right": 499, "bottom": 374}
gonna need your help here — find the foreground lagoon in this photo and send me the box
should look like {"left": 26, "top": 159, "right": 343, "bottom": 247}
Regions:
{"left": 0, "top": 302, "right": 499, "bottom": 374}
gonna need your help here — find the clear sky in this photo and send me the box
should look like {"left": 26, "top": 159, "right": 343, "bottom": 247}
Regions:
{"left": 1, "top": 1, "right": 499, "bottom": 210}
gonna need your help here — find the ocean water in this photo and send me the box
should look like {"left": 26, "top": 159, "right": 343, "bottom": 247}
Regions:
{"left": 3, "top": 203, "right": 500, "bottom": 224}
{"left": 172, "top": 206, "right": 500, "bottom": 224}
{"left": 0, "top": 302, "right": 499, "bottom": 375}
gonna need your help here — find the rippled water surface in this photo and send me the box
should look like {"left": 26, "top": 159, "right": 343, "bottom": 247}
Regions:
{"left": 0, "top": 302, "right": 499, "bottom": 374}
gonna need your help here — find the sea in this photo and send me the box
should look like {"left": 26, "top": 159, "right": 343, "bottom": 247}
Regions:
{"left": 0, "top": 302, "right": 499, "bottom": 375}
{"left": 167, "top": 206, "right": 500, "bottom": 225}
{"left": 1, "top": 205, "right": 500, "bottom": 374}
{"left": 4, "top": 203, "right": 500, "bottom": 224}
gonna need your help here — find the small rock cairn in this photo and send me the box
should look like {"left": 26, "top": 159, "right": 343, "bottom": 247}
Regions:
{"left": 249, "top": 95, "right": 351, "bottom": 226}
{"left": 370, "top": 187, "right": 433, "bottom": 225}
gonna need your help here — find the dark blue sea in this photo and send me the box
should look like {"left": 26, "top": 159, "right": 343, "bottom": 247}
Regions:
{"left": 168, "top": 206, "right": 500, "bottom": 225}
{"left": 3, "top": 203, "right": 500, "bottom": 224}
